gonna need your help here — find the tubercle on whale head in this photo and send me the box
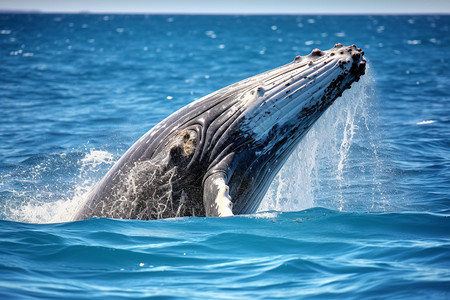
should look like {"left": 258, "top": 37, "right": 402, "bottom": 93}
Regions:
{"left": 294, "top": 44, "right": 366, "bottom": 77}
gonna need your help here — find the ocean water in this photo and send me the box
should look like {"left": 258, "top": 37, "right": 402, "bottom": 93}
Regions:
{"left": 0, "top": 14, "right": 449, "bottom": 299}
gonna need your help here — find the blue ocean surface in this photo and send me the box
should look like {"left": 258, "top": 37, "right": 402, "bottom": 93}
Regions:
{"left": 0, "top": 14, "right": 449, "bottom": 299}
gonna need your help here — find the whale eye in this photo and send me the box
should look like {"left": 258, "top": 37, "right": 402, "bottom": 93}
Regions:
{"left": 182, "top": 130, "right": 197, "bottom": 155}
{"left": 168, "top": 130, "right": 198, "bottom": 160}
{"left": 183, "top": 132, "right": 190, "bottom": 142}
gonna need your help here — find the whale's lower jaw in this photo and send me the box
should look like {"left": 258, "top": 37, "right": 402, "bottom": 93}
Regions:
{"left": 73, "top": 44, "right": 366, "bottom": 221}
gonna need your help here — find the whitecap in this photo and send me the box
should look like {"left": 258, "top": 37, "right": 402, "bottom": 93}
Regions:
{"left": 416, "top": 120, "right": 436, "bottom": 125}
{"left": 407, "top": 40, "right": 422, "bottom": 45}
{"left": 248, "top": 211, "right": 279, "bottom": 219}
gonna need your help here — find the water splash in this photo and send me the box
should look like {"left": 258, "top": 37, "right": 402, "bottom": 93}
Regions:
{"left": 1, "top": 149, "right": 115, "bottom": 223}
{"left": 259, "top": 67, "right": 387, "bottom": 213}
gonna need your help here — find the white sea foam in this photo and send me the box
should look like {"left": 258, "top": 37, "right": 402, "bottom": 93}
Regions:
{"left": 248, "top": 211, "right": 280, "bottom": 219}
{"left": 416, "top": 120, "right": 435, "bottom": 125}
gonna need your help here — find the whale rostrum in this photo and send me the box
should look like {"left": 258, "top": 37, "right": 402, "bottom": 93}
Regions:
{"left": 73, "top": 44, "right": 367, "bottom": 220}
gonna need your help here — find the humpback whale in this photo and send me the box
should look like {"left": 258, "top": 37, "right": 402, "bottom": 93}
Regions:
{"left": 73, "top": 44, "right": 366, "bottom": 220}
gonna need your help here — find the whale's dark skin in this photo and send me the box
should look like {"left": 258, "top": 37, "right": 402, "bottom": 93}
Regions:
{"left": 73, "top": 44, "right": 366, "bottom": 220}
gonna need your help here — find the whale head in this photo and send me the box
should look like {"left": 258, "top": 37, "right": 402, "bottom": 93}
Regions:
{"left": 223, "top": 44, "right": 367, "bottom": 214}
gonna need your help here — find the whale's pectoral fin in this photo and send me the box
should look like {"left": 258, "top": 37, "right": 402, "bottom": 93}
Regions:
{"left": 203, "top": 172, "right": 234, "bottom": 217}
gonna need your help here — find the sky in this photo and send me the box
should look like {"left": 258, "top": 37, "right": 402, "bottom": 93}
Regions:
{"left": 0, "top": 0, "right": 449, "bottom": 14}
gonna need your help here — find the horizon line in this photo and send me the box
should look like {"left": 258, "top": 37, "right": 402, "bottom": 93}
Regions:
{"left": 0, "top": 9, "right": 449, "bottom": 16}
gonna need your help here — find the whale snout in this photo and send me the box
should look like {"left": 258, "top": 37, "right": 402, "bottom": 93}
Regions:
{"left": 323, "top": 44, "right": 367, "bottom": 83}
{"left": 336, "top": 44, "right": 366, "bottom": 80}
{"left": 347, "top": 45, "right": 366, "bottom": 78}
